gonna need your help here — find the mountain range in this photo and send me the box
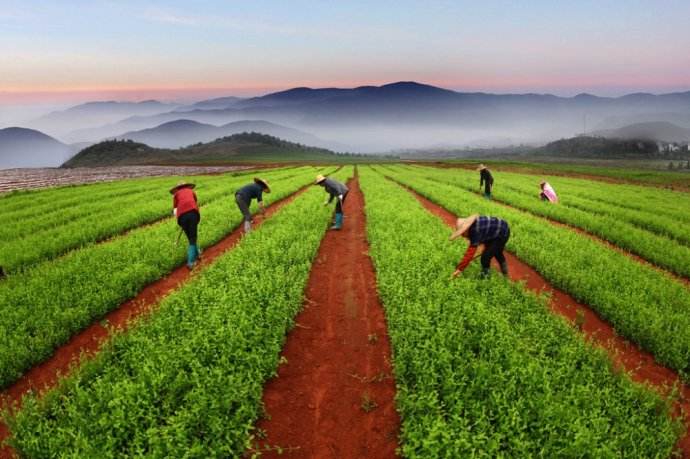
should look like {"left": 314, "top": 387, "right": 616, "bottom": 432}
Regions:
{"left": 7, "top": 81, "right": 690, "bottom": 163}
{"left": 39, "top": 81, "right": 689, "bottom": 152}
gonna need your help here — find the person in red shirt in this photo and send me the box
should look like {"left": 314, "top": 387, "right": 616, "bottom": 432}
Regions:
{"left": 170, "top": 181, "right": 200, "bottom": 269}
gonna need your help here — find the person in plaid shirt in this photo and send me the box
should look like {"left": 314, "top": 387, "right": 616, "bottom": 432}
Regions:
{"left": 449, "top": 214, "right": 510, "bottom": 278}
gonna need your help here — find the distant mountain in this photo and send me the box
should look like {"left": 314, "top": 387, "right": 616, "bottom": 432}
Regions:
{"left": 593, "top": 122, "right": 690, "bottom": 143}
{"left": 29, "top": 100, "right": 179, "bottom": 140}
{"left": 47, "top": 82, "right": 690, "bottom": 152}
{"left": 174, "top": 96, "right": 243, "bottom": 111}
{"left": 64, "top": 133, "right": 356, "bottom": 167}
{"left": 116, "top": 119, "right": 342, "bottom": 150}
{"left": 0, "top": 127, "right": 72, "bottom": 168}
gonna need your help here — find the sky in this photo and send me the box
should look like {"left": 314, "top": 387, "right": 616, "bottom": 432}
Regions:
{"left": 1, "top": 0, "right": 690, "bottom": 107}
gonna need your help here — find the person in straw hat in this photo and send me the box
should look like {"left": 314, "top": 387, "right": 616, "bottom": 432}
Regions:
{"left": 235, "top": 177, "right": 271, "bottom": 233}
{"left": 315, "top": 174, "right": 349, "bottom": 230}
{"left": 449, "top": 214, "right": 510, "bottom": 278}
{"left": 477, "top": 164, "right": 494, "bottom": 199}
{"left": 539, "top": 180, "right": 559, "bottom": 203}
{"left": 170, "top": 180, "right": 200, "bottom": 269}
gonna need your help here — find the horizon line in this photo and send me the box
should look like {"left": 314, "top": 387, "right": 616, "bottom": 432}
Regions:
{"left": 2, "top": 81, "right": 690, "bottom": 106}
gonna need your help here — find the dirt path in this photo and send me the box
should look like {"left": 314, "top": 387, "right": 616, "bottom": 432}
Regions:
{"left": 0, "top": 187, "right": 307, "bottom": 459}
{"left": 252, "top": 177, "right": 400, "bottom": 458}
{"left": 401, "top": 184, "right": 690, "bottom": 458}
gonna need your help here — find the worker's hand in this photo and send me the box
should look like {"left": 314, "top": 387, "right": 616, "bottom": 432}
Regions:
{"left": 338, "top": 194, "right": 343, "bottom": 202}
{"left": 172, "top": 208, "right": 177, "bottom": 217}
{"left": 451, "top": 269, "right": 461, "bottom": 279}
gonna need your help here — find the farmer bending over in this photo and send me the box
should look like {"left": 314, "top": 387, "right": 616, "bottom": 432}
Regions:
{"left": 478, "top": 164, "right": 494, "bottom": 199}
{"left": 235, "top": 177, "right": 270, "bottom": 233}
{"left": 450, "top": 215, "right": 510, "bottom": 278}
{"left": 171, "top": 181, "right": 200, "bottom": 270}
{"left": 316, "top": 174, "right": 349, "bottom": 230}
{"left": 539, "top": 180, "right": 559, "bottom": 203}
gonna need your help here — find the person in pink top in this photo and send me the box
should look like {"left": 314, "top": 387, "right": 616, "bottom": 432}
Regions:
{"left": 539, "top": 181, "right": 559, "bottom": 203}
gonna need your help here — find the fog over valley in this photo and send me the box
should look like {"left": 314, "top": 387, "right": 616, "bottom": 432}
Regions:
{"left": 2, "top": 82, "right": 690, "bottom": 168}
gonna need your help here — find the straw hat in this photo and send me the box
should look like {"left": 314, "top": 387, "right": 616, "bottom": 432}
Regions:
{"left": 476, "top": 164, "right": 487, "bottom": 171}
{"left": 315, "top": 174, "right": 327, "bottom": 184}
{"left": 254, "top": 177, "right": 271, "bottom": 193}
{"left": 450, "top": 216, "right": 475, "bottom": 240}
{"left": 169, "top": 181, "right": 196, "bottom": 194}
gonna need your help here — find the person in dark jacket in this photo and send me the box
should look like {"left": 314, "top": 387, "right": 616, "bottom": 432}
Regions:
{"left": 450, "top": 214, "right": 510, "bottom": 278}
{"left": 316, "top": 174, "right": 349, "bottom": 230}
{"left": 235, "top": 177, "right": 270, "bottom": 233}
{"left": 170, "top": 181, "right": 201, "bottom": 269}
{"left": 478, "top": 164, "right": 494, "bottom": 199}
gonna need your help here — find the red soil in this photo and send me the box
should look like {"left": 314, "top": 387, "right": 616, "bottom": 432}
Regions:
{"left": 404, "top": 186, "right": 690, "bottom": 458}
{"left": 0, "top": 187, "right": 306, "bottom": 459}
{"left": 252, "top": 177, "right": 400, "bottom": 458}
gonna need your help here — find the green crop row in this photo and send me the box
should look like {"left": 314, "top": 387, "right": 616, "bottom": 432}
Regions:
{"left": 481, "top": 166, "right": 690, "bottom": 225}
{"left": 2, "top": 176, "right": 176, "bottom": 222}
{"left": 379, "top": 166, "right": 690, "bottom": 381}
{"left": 459, "top": 167, "right": 690, "bottom": 245}
{"left": 0, "top": 167, "right": 308, "bottom": 273}
{"left": 358, "top": 167, "right": 679, "bottom": 457}
{"left": 3, "top": 167, "right": 353, "bottom": 457}
{"left": 0, "top": 167, "right": 330, "bottom": 389}
{"left": 473, "top": 167, "right": 690, "bottom": 245}
{"left": 402, "top": 165, "right": 690, "bottom": 278}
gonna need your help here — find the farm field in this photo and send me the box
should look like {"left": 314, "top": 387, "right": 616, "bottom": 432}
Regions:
{"left": 431, "top": 159, "right": 690, "bottom": 190}
{"left": 1, "top": 163, "right": 689, "bottom": 458}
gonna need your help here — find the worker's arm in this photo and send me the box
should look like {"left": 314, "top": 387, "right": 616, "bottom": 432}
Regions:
{"left": 258, "top": 199, "right": 266, "bottom": 213}
{"left": 452, "top": 245, "right": 478, "bottom": 278}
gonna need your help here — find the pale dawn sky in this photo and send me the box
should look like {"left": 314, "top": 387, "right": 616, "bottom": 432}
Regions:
{"left": 1, "top": 0, "right": 689, "bottom": 105}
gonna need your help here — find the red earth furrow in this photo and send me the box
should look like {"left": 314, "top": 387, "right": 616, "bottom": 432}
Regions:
{"left": 252, "top": 177, "right": 400, "bottom": 458}
{"left": 0, "top": 187, "right": 307, "bottom": 459}
{"left": 400, "top": 184, "right": 690, "bottom": 458}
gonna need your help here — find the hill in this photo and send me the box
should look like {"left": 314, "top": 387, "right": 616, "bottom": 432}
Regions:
{"left": 535, "top": 136, "right": 673, "bottom": 159}
{"left": 116, "top": 119, "right": 339, "bottom": 150}
{"left": 0, "top": 127, "right": 72, "bottom": 169}
{"left": 593, "top": 122, "right": 690, "bottom": 143}
{"left": 63, "top": 133, "right": 379, "bottom": 167}
{"left": 62, "top": 139, "right": 157, "bottom": 168}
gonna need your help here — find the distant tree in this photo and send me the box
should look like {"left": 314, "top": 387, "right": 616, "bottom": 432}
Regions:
{"left": 686, "top": 160, "right": 690, "bottom": 170}
{"left": 668, "top": 161, "right": 674, "bottom": 170}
